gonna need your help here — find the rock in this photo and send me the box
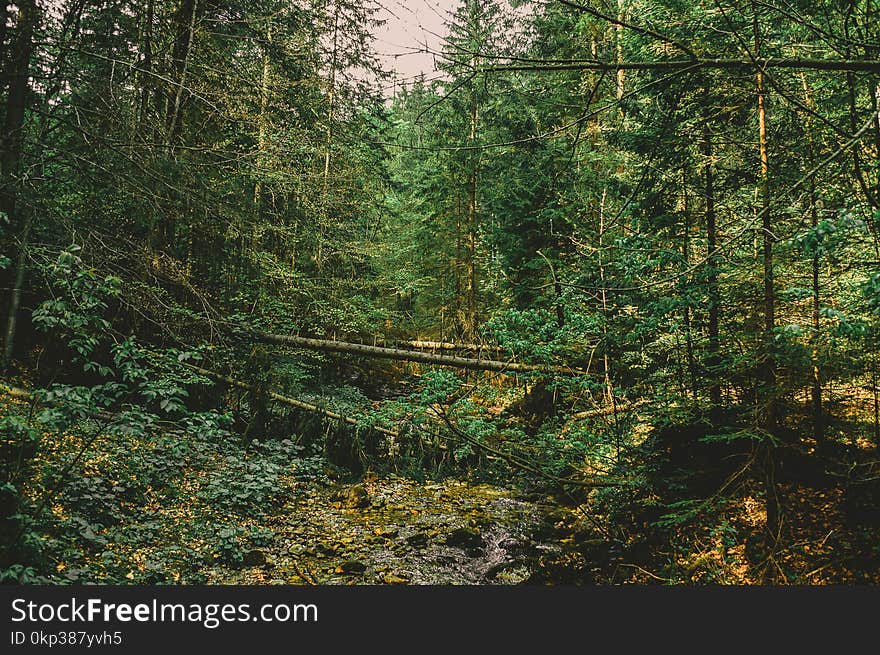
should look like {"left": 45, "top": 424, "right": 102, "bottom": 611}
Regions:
{"left": 445, "top": 527, "right": 485, "bottom": 550}
{"left": 335, "top": 484, "right": 370, "bottom": 509}
{"left": 468, "top": 516, "right": 491, "bottom": 530}
{"left": 531, "top": 520, "right": 564, "bottom": 541}
{"left": 242, "top": 550, "right": 267, "bottom": 567}
{"left": 484, "top": 561, "right": 514, "bottom": 581}
{"left": 339, "top": 560, "right": 367, "bottom": 574}
{"left": 406, "top": 533, "right": 429, "bottom": 549}
{"left": 374, "top": 527, "right": 398, "bottom": 539}
{"left": 316, "top": 542, "right": 336, "bottom": 555}
{"left": 484, "top": 561, "right": 533, "bottom": 584}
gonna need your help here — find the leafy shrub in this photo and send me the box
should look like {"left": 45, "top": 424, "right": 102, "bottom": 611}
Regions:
{"left": 197, "top": 457, "right": 283, "bottom": 515}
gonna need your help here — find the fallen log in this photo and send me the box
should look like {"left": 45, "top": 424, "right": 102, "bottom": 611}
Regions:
{"left": 375, "top": 338, "right": 504, "bottom": 353}
{"left": 3, "top": 376, "right": 401, "bottom": 440}
{"left": 572, "top": 399, "right": 651, "bottom": 419}
{"left": 250, "top": 331, "right": 584, "bottom": 375}
{"left": 427, "top": 405, "right": 627, "bottom": 489}
{"left": 189, "top": 366, "right": 401, "bottom": 438}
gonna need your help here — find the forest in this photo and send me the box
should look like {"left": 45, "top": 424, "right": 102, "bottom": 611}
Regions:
{"left": 1, "top": 0, "right": 879, "bottom": 587}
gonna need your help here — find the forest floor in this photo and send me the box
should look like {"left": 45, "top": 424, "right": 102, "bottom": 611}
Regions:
{"left": 5, "top": 385, "right": 880, "bottom": 585}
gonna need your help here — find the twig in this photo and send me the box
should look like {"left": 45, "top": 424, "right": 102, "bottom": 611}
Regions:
{"left": 618, "top": 562, "right": 672, "bottom": 582}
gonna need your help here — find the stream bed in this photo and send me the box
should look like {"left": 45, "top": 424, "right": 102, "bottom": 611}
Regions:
{"left": 204, "top": 476, "right": 611, "bottom": 585}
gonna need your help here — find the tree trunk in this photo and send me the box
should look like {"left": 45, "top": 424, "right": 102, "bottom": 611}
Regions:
{"left": 873, "top": 355, "right": 879, "bottom": 450}
{"left": 316, "top": 4, "right": 339, "bottom": 274}
{"left": 322, "top": 7, "right": 338, "bottom": 194}
{"left": 454, "top": 193, "right": 463, "bottom": 337}
{"left": 152, "top": 0, "right": 198, "bottom": 252}
{"left": 872, "top": 81, "right": 880, "bottom": 204}
{"left": 753, "top": 6, "right": 779, "bottom": 559}
{"left": 801, "top": 75, "right": 825, "bottom": 450}
{"left": 465, "top": 83, "right": 479, "bottom": 340}
{"left": 373, "top": 338, "right": 503, "bottom": 353}
{"left": 137, "top": 0, "right": 155, "bottom": 137}
{"left": 190, "top": 365, "right": 400, "bottom": 438}
{"left": 1, "top": 0, "right": 36, "bottom": 221}
{"left": 0, "top": 1, "right": 11, "bottom": 102}
{"left": 2, "top": 212, "right": 32, "bottom": 370}
{"left": 554, "top": 279, "right": 565, "bottom": 329}
{"left": 165, "top": 0, "right": 199, "bottom": 145}
{"left": 254, "top": 23, "right": 273, "bottom": 212}
{"left": 1, "top": 0, "right": 38, "bottom": 371}
{"left": 681, "top": 167, "right": 697, "bottom": 400}
{"left": 249, "top": 330, "right": 584, "bottom": 374}
{"left": 702, "top": 109, "right": 721, "bottom": 422}
{"left": 597, "top": 188, "right": 621, "bottom": 457}
{"left": 844, "top": 0, "right": 879, "bottom": 215}
{"left": 615, "top": 0, "right": 625, "bottom": 101}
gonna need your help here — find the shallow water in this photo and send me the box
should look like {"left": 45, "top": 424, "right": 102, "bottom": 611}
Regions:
{"left": 205, "top": 476, "right": 599, "bottom": 585}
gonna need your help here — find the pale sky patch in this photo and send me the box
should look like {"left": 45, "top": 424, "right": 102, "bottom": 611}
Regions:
{"left": 372, "top": 0, "right": 458, "bottom": 92}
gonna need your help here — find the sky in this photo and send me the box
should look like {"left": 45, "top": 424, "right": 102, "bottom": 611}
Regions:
{"left": 372, "top": 0, "right": 458, "bottom": 91}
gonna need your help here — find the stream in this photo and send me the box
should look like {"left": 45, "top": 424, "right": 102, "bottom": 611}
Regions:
{"left": 204, "top": 476, "right": 612, "bottom": 585}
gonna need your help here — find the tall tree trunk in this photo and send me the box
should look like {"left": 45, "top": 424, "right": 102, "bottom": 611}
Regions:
{"left": 165, "top": 0, "right": 199, "bottom": 145}
{"left": 873, "top": 81, "right": 880, "bottom": 202}
{"left": 873, "top": 355, "right": 880, "bottom": 450}
{"left": 254, "top": 24, "right": 273, "bottom": 212}
{"left": 455, "top": 193, "right": 463, "bottom": 337}
{"left": 153, "top": 0, "right": 198, "bottom": 252}
{"left": 1, "top": 0, "right": 36, "bottom": 220}
{"left": 801, "top": 75, "right": 826, "bottom": 450}
{"left": 753, "top": 7, "right": 779, "bottom": 559}
{"left": 2, "top": 212, "right": 32, "bottom": 371}
{"left": 598, "top": 189, "right": 621, "bottom": 458}
{"left": 137, "top": 0, "right": 155, "bottom": 138}
{"left": 465, "top": 81, "right": 479, "bottom": 340}
{"left": 1, "top": 0, "right": 38, "bottom": 371}
{"left": 0, "top": 1, "right": 11, "bottom": 102}
{"left": 702, "top": 97, "right": 721, "bottom": 423}
{"left": 844, "top": 0, "right": 879, "bottom": 218}
{"left": 322, "top": 7, "right": 338, "bottom": 194}
{"left": 554, "top": 279, "right": 565, "bottom": 329}
{"left": 316, "top": 5, "right": 339, "bottom": 274}
{"left": 615, "top": 0, "right": 625, "bottom": 102}
{"left": 681, "top": 167, "right": 696, "bottom": 400}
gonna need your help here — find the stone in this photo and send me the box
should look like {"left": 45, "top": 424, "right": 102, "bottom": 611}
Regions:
{"left": 337, "top": 484, "right": 370, "bottom": 509}
{"left": 445, "top": 527, "right": 485, "bottom": 550}
{"left": 242, "top": 549, "right": 267, "bottom": 567}
{"left": 406, "top": 533, "right": 429, "bottom": 549}
{"left": 339, "top": 560, "right": 367, "bottom": 574}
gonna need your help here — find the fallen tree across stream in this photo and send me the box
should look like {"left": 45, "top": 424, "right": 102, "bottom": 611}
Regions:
{"left": 186, "top": 368, "right": 623, "bottom": 489}
{"left": 572, "top": 399, "right": 651, "bottom": 419}
{"left": 3, "top": 374, "right": 624, "bottom": 491}
{"left": 188, "top": 366, "right": 401, "bottom": 438}
{"left": 248, "top": 330, "right": 586, "bottom": 375}
{"left": 374, "top": 338, "right": 504, "bottom": 354}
